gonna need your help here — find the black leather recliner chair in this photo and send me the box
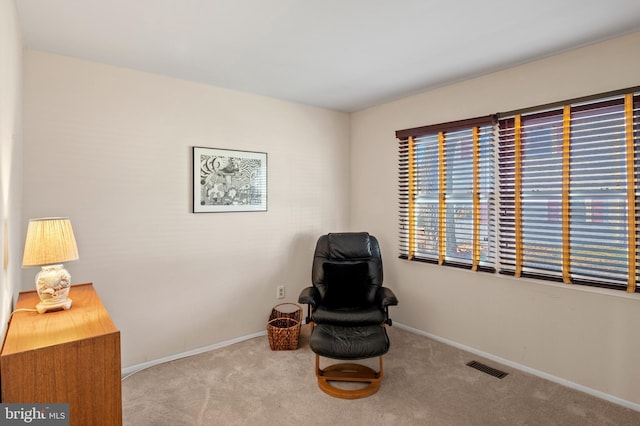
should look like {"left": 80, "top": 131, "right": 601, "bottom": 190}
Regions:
{"left": 298, "top": 232, "right": 398, "bottom": 399}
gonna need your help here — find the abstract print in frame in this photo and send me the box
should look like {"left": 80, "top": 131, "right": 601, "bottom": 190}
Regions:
{"left": 193, "top": 147, "right": 267, "bottom": 213}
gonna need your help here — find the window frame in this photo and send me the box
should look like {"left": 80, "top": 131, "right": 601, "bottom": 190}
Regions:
{"left": 396, "top": 86, "right": 640, "bottom": 294}
{"left": 396, "top": 115, "right": 497, "bottom": 272}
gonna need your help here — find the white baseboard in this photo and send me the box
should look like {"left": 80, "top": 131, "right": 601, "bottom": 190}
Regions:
{"left": 394, "top": 322, "right": 640, "bottom": 413}
{"left": 121, "top": 330, "right": 268, "bottom": 379}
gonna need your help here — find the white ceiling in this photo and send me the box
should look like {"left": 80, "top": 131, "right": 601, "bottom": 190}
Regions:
{"left": 15, "top": 0, "right": 640, "bottom": 112}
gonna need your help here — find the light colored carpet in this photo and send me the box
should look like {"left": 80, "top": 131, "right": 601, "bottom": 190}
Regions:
{"left": 122, "top": 325, "right": 640, "bottom": 425}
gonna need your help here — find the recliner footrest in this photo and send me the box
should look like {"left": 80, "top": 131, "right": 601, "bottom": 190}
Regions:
{"left": 310, "top": 324, "right": 389, "bottom": 360}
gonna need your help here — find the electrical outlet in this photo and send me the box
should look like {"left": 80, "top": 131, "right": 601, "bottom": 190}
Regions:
{"left": 277, "top": 285, "right": 285, "bottom": 299}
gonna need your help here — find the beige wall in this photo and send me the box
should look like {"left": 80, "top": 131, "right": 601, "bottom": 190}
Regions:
{"left": 0, "top": 0, "right": 23, "bottom": 338}
{"left": 351, "top": 32, "right": 640, "bottom": 407}
{"left": 22, "top": 51, "right": 351, "bottom": 367}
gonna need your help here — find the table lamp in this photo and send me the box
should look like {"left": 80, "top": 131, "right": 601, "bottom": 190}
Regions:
{"left": 22, "top": 217, "right": 79, "bottom": 314}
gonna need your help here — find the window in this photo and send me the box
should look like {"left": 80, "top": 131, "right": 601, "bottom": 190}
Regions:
{"left": 396, "top": 116, "right": 497, "bottom": 271}
{"left": 396, "top": 87, "right": 640, "bottom": 293}
{"left": 499, "top": 93, "right": 640, "bottom": 292}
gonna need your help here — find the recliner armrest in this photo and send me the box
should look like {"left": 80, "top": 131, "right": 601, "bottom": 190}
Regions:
{"left": 376, "top": 287, "right": 398, "bottom": 308}
{"left": 298, "top": 286, "right": 320, "bottom": 308}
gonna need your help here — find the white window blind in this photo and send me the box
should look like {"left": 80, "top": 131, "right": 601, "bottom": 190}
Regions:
{"left": 498, "top": 92, "right": 640, "bottom": 292}
{"left": 397, "top": 116, "right": 497, "bottom": 271}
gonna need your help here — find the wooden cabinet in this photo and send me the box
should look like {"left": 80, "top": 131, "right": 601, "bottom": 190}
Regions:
{"left": 1, "top": 283, "right": 122, "bottom": 425}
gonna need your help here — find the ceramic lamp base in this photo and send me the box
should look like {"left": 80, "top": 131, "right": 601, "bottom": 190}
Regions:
{"left": 35, "top": 264, "right": 72, "bottom": 314}
{"left": 36, "top": 298, "right": 73, "bottom": 314}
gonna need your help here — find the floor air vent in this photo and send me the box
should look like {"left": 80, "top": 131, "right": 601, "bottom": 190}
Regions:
{"left": 466, "top": 361, "right": 508, "bottom": 379}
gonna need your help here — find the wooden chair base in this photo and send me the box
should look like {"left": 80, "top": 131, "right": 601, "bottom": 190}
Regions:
{"left": 315, "top": 354, "right": 383, "bottom": 399}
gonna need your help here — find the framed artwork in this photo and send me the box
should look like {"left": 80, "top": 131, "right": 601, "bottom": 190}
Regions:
{"left": 193, "top": 147, "right": 268, "bottom": 213}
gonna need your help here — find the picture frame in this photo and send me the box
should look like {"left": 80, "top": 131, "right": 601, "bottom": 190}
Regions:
{"left": 192, "top": 146, "right": 268, "bottom": 213}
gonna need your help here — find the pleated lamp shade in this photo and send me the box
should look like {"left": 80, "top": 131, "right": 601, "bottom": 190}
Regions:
{"left": 22, "top": 218, "right": 79, "bottom": 267}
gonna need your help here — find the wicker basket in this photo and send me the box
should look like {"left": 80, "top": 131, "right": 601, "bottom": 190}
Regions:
{"left": 267, "top": 303, "right": 302, "bottom": 351}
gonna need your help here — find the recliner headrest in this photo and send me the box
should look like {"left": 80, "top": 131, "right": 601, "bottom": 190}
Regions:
{"left": 327, "top": 232, "right": 371, "bottom": 259}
